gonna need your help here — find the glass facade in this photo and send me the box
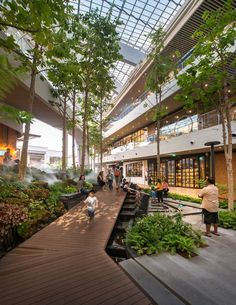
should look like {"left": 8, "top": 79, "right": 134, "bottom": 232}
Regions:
{"left": 108, "top": 110, "right": 221, "bottom": 155}
{"left": 126, "top": 162, "right": 143, "bottom": 177}
{"left": 148, "top": 155, "right": 207, "bottom": 188}
{"left": 113, "top": 128, "right": 148, "bottom": 149}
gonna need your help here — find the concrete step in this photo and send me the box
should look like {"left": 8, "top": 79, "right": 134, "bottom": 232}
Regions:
{"left": 122, "top": 204, "right": 137, "bottom": 211}
{"left": 136, "top": 254, "right": 236, "bottom": 305}
{"left": 119, "top": 210, "right": 136, "bottom": 219}
{"left": 124, "top": 199, "right": 136, "bottom": 204}
{"left": 120, "top": 259, "right": 185, "bottom": 305}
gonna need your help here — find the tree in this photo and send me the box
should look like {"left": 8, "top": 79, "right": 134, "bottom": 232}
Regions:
{"left": 88, "top": 119, "right": 100, "bottom": 171}
{"left": 0, "top": 55, "right": 17, "bottom": 99}
{"left": 0, "top": 0, "right": 73, "bottom": 180}
{"left": 176, "top": 1, "right": 236, "bottom": 210}
{"left": 145, "top": 27, "right": 179, "bottom": 179}
{"left": 73, "top": 10, "right": 121, "bottom": 175}
{"left": 94, "top": 73, "right": 115, "bottom": 171}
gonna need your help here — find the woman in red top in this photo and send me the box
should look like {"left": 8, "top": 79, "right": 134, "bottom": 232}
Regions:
{"left": 162, "top": 180, "right": 169, "bottom": 198}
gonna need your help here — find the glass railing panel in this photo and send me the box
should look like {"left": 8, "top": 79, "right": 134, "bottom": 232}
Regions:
{"left": 105, "top": 111, "right": 223, "bottom": 157}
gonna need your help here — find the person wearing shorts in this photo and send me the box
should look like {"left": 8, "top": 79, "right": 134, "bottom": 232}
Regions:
{"left": 84, "top": 190, "right": 98, "bottom": 220}
{"left": 199, "top": 177, "right": 220, "bottom": 237}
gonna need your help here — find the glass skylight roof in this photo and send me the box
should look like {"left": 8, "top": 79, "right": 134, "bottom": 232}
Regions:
{"left": 69, "top": 0, "right": 185, "bottom": 91}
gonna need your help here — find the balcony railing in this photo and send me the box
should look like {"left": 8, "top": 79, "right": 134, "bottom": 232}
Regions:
{"left": 107, "top": 49, "right": 194, "bottom": 128}
{"left": 105, "top": 109, "right": 226, "bottom": 156}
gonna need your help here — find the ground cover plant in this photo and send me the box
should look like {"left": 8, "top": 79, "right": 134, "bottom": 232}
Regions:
{"left": 143, "top": 187, "right": 235, "bottom": 210}
{"left": 219, "top": 211, "right": 236, "bottom": 230}
{"left": 0, "top": 178, "right": 78, "bottom": 244}
{"left": 126, "top": 213, "right": 203, "bottom": 258}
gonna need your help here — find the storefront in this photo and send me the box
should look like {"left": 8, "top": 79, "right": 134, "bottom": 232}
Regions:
{"left": 123, "top": 160, "right": 148, "bottom": 185}
{"left": 148, "top": 154, "right": 208, "bottom": 188}
{"left": 0, "top": 123, "right": 19, "bottom": 164}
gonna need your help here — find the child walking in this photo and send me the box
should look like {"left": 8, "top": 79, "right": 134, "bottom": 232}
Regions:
{"left": 84, "top": 190, "right": 98, "bottom": 220}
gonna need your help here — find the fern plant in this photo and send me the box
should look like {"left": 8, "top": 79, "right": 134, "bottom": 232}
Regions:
{"left": 126, "top": 213, "right": 203, "bottom": 258}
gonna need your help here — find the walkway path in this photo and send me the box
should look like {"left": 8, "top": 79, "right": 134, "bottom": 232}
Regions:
{"left": 0, "top": 190, "right": 153, "bottom": 305}
{"left": 121, "top": 227, "right": 236, "bottom": 305}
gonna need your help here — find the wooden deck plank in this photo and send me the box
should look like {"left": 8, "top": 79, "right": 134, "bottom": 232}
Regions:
{"left": 0, "top": 190, "right": 153, "bottom": 305}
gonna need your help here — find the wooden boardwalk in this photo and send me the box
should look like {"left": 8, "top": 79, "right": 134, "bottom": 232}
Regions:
{"left": 0, "top": 190, "right": 153, "bottom": 305}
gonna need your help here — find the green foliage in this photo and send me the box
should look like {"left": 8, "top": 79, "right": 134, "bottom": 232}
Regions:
{"left": 176, "top": 0, "right": 236, "bottom": 111}
{"left": 175, "top": 0, "right": 236, "bottom": 209}
{"left": 0, "top": 178, "right": 67, "bottom": 240}
{"left": 145, "top": 26, "right": 180, "bottom": 178}
{"left": 84, "top": 181, "right": 93, "bottom": 189}
{"left": 1, "top": 0, "right": 74, "bottom": 180}
{"left": 168, "top": 193, "right": 201, "bottom": 204}
{"left": 198, "top": 179, "right": 207, "bottom": 189}
{"left": 0, "top": 104, "right": 33, "bottom": 124}
{"left": 219, "top": 211, "right": 236, "bottom": 229}
{"left": 147, "top": 27, "right": 180, "bottom": 95}
{"left": 167, "top": 192, "right": 236, "bottom": 210}
{"left": 126, "top": 213, "right": 203, "bottom": 258}
{"left": 0, "top": 55, "right": 16, "bottom": 99}
{"left": 0, "top": 203, "right": 28, "bottom": 241}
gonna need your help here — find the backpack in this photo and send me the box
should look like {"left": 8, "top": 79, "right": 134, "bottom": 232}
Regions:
{"left": 115, "top": 169, "right": 120, "bottom": 177}
{"left": 107, "top": 173, "right": 113, "bottom": 180}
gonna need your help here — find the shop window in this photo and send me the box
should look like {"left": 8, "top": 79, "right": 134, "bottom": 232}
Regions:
{"left": 148, "top": 155, "right": 205, "bottom": 188}
{"left": 167, "top": 160, "right": 175, "bottom": 186}
{"left": 126, "top": 162, "right": 143, "bottom": 177}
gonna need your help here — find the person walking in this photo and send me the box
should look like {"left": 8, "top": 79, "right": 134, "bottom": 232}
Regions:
{"left": 106, "top": 169, "right": 114, "bottom": 191}
{"left": 162, "top": 179, "right": 169, "bottom": 198}
{"left": 156, "top": 178, "right": 163, "bottom": 203}
{"left": 84, "top": 190, "right": 98, "bottom": 220}
{"left": 199, "top": 177, "right": 220, "bottom": 237}
{"left": 97, "top": 171, "right": 106, "bottom": 190}
{"left": 114, "top": 166, "right": 121, "bottom": 190}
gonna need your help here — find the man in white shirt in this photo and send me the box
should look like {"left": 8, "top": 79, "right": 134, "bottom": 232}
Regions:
{"left": 84, "top": 190, "right": 98, "bottom": 219}
{"left": 199, "top": 177, "right": 220, "bottom": 237}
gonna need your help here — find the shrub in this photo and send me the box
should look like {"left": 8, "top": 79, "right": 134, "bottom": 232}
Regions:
{"left": 0, "top": 203, "right": 27, "bottom": 242}
{"left": 126, "top": 213, "right": 203, "bottom": 258}
{"left": 84, "top": 181, "right": 93, "bottom": 189}
{"left": 168, "top": 193, "right": 201, "bottom": 204}
{"left": 219, "top": 211, "right": 236, "bottom": 230}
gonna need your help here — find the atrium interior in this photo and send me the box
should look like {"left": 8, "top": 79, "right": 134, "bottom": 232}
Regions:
{"left": 0, "top": 0, "right": 236, "bottom": 304}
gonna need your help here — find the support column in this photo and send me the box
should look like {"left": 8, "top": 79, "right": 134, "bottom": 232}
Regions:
{"left": 204, "top": 141, "right": 221, "bottom": 181}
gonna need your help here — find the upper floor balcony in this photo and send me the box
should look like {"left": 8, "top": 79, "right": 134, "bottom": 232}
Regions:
{"left": 104, "top": 49, "right": 194, "bottom": 139}
{"left": 104, "top": 109, "right": 236, "bottom": 159}
{"left": 103, "top": 119, "right": 236, "bottom": 164}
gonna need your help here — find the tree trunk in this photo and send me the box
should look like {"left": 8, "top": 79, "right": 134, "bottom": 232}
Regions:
{"left": 19, "top": 53, "right": 37, "bottom": 180}
{"left": 62, "top": 96, "right": 67, "bottom": 176}
{"left": 80, "top": 90, "right": 88, "bottom": 175}
{"left": 156, "top": 91, "right": 161, "bottom": 179}
{"left": 222, "top": 82, "right": 234, "bottom": 210}
{"left": 100, "top": 100, "right": 103, "bottom": 171}
{"left": 72, "top": 91, "right": 76, "bottom": 174}
{"left": 86, "top": 124, "right": 90, "bottom": 169}
{"left": 93, "top": 149, "right": 96, "bottom": 172}
{"left": 222, "top": 115, "right": 234, "bottom": 210}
